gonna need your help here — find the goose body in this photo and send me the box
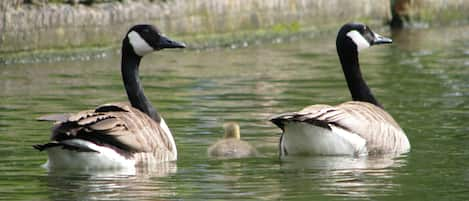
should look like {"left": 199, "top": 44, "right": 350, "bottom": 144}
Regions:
{"left": 270, "top": 23, "right": 410, "bottom": 156}
{"left": 34, "top": 25, "right": 185, "bottom": 169}
{"left": 208, "top": 122, "right": 259, "bottom": 159}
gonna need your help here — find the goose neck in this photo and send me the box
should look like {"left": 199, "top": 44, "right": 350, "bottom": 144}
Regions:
{"left": 337, "top": 45, "right": 382, "bottom": 108}
{"left": 121, "top": 41, "right": 161, "bottom": 122}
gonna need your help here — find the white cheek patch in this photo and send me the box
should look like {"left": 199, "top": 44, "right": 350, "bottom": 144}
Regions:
{"left": 128, "top": 31, "right": 154, "bottom": 56}
{"left": 346, "top": 30, "right": 370, "bottom": 51}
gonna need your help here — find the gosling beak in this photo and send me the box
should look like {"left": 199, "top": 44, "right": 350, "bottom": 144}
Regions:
{"left": 158, "top": 35, "right": 186, "bottom": 49}
{"left": 372, "top": 32, "right": 392, "bottom": 45}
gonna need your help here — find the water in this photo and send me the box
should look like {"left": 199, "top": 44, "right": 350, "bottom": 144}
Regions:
{"left": 1, "top": 24, "right": 468, "bottom": 200}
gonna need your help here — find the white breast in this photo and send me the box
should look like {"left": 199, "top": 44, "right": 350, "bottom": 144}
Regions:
{"left": 159, "top": 117, "right": 177, "bottom": 160}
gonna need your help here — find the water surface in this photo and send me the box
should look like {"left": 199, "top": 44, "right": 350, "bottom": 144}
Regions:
{"left": 0, "top": 25, "right": 468, "bottom": 200}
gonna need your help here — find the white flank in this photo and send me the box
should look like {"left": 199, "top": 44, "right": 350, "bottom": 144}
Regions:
{"left": 281, "top": 122, "right": 367, "bottom": 156}
{"left": 44, "top": 139, "right": 136, "bottom": 170}
{"left": 346, "top": 30, "right": 370, "bottom": 51}
{"left": 160, "top": 118, "right": 177, "bottom": 160}
{"left": 127, "top": 30, "right": 154, "bottom": 56}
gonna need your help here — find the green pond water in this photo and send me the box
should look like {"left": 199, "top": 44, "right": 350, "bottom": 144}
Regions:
{"left": 0, "top": 25, "right": 468, "bottom": 201}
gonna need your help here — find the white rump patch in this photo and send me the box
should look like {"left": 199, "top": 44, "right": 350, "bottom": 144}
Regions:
{"left": 44, "top": 139, "right": 136, "bottom": 170}
{"left": 281, "top": 122, "right": 367, "bottom": 156}
{"left": 346, "top": 30, "right": 370, "bottom": 51}
{"left": 128, "top": 30, "right": 154, "bottom": 56}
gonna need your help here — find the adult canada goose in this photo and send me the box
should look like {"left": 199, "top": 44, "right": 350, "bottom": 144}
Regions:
{"left": 208, "top": 122, "right": 259, "bottom": 159}
{"left": 270, "top": 23, "right": 410, "bottom": 157}
{"left": 33, "top": 24, "right": 185, "bottom": 169}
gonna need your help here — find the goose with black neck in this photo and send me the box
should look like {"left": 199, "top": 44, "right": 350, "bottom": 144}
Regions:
{"left": 270, "top": 23, "right": 410, "bottom": 157}
{"left": 34, "top": 24, "right": 185, "bottom": 170}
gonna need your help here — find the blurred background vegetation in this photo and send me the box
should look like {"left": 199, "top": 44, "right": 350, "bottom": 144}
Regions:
{"left": 1, "top": 0, "right": 468, "bottom": 63}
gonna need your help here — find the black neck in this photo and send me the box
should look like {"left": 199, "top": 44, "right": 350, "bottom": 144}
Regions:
{"left": 121, "top": 39, "right": 161, "bottom": 122}
{"left": 337, "top": 43, "right": 382, "bottom": 108}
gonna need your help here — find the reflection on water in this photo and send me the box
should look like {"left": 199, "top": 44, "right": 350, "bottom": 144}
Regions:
{"left": 281, "top": 154, "right": 405, "bottom": 170}
{"left": 281, "top": 155, "right": 407, "bottom": 198}
{"left": 1, "top": 24, "right": 469, "bottom": 200}
{"left": 43, "top": 162, "right": 177, "bottom": 201}
{"left": 45, "top": 161, "right": 178, "bottom": 178}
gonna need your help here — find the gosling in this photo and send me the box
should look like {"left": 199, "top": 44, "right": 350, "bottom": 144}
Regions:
{"left": 207, "top": 122, "right": 259, "bottom": 159}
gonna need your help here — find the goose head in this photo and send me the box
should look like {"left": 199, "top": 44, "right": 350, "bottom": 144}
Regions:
{"left": 223, "top": 122, "right": 241, "bottom": 140}
{"left": 125, "top": 24, "right": 186, "bottom": 57}
{"left": 336, "top": 23, "right": 392, "bottom": 52}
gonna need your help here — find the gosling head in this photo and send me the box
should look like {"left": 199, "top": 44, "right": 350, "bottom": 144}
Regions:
{"left": 125, "top": 24, "right": 186, "bottom": 57}
{"left": 223, "top": 122, "right": 241, "bottom": 140}
{"left": 337, "top": 23, "right": 392, "bottom": 52}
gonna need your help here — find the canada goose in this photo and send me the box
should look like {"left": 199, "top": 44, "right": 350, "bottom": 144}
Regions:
{"left": 33, "top": 24, "right": 185, "bottom": 169}
{"left": 208, "top": 122, "right": 259, "bottom": 159}
{"left": 270, "top": 23, "right": 410, "bottom": 157}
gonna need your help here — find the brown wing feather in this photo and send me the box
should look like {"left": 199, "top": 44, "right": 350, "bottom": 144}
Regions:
{"left": 43, "top": 102, "right": 175, "bottom": 156}
{"left": 270, "top": 101, "right": 410, "bottom": 154}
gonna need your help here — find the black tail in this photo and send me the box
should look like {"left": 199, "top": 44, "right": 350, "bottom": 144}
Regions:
{"left": 270, "top": 117, "right": 286, "bottom": 131}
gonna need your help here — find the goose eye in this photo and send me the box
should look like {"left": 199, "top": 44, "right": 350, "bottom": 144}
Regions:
{"left": 361, "top": 27, "right": 367, "bottom": 34}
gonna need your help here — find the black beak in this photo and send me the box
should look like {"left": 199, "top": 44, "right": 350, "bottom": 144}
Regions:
{"left": 158, "top": 35, "right": 186, "bottom": 49}
{"left": 372, "top": 32, "right": 392, "bottom": 45}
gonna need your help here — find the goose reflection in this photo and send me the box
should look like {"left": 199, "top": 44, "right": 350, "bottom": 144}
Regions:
{"left": 42, "top": 162, "right": 177, "bottom": 201}
{"left": 280, "top": 154, "right": 408, "bottom": 198}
